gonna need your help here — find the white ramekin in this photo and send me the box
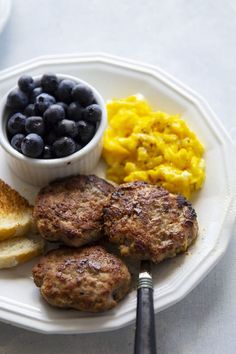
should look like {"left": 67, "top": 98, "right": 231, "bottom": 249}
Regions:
{"left": 0, "top": 74, "right": 107, "bottom": 186}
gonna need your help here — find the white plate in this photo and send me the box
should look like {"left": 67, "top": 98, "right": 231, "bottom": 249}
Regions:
{"left": 0, "top": 0, "right": 11, "bottom": 34}
{"left": 0, "top": 53, "right": 235, "bottom": 334}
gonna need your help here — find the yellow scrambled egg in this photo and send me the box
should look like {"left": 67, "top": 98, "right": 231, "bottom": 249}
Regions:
{"left": 102, "top": 95, "right": 205, "bottom": 198}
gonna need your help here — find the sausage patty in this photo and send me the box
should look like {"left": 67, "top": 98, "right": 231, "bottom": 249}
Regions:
{"left": 32, "top": 245, "right": 131, "bottom": 312}
{"left": 34, "top": 175, "right": 115, "bottom": 247}
{"left": 103, "top": 181, "right": 198, "bottom": 263}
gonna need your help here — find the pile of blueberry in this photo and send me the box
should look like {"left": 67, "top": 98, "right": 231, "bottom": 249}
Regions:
{"left": 6, "top": 73, "right": 102, "bottom": 158}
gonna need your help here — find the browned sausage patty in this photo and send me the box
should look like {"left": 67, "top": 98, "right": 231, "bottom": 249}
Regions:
{"left": 103, "top": 181, "right": 198, "bottom": 263}
{"left": 34, "top": 175, "right": 115, "bottom": 247}
{"left": 32, "top": 245, "right": 131, "bottom": 312}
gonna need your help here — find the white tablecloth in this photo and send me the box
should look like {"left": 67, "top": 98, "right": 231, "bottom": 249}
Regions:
{"left": 0, "top": 0, "right": 236, "bottom": 353}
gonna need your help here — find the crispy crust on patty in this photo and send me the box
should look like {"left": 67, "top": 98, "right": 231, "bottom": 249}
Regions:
{"left": 33, "top": 175, "right": 115, "bottom": 247}
{"left": 103, "top": 181, "right": 198, "bottom": 263}
{"left": 32, "top": 245, "right": 131, "bottom": 312}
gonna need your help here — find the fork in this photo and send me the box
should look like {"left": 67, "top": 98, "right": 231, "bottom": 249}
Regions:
{"left": 134, "top": 260, "right": 157, "bottom": 354}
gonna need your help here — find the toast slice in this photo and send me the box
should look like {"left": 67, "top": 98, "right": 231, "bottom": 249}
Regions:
{"left": 0, "top": 233, "right": 44, "bottom": 269}
{"left": 0, "top": 179, "right": 33, "bottom": 241}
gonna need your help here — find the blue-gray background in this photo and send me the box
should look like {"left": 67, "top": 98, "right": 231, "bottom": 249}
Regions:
{"left": 0, "top": 1, "right": 236, "bottom": 353}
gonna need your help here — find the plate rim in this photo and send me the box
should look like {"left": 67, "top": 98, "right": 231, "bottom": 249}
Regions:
{"left": 0, "top": 53, "right": 235, "bottom": 334}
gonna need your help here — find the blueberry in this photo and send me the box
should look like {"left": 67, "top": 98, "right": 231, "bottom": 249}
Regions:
{"left": 41, "top": 73, "right": 59, "bottom": 94}
{"left": 44, "top": 104, "right": 65, "bottom": 125}
{"left": 67, "top": 101, "right": 83, "bottom": 121}
{"left": 7, "top": 113, "right": 26, "bottom": 135}
{"left": 72, "top": 83, "right": 94, "bottom": 107}
{"left": 53, "top": 137, "right": 76, "bottom": 157}
{"left": 77, "top": 120, "right": 95, "bottom": 144}
{"left": 7, "top": 88, "right": 29, "bottom": 109}
{"left": 35, "top": 93, "right": 56, "bottom": 114}
{"left": 25, "top": 116, "right": 45, "bottom": 136}
{"left": 10, "top": 133, "right": 25, "bottom": 152}
{"left": 83, "top": 104, "right": 102, "bottom": 124}
{"left": 30, "top": 87, "right": 43, "bottom": 102}
{"left": 75, "top": 143, "right": 82, "bottom": 152}
{"left": 18, "top": 75, "right": 35, "bottom": 93}
{"left": 56, "top": 119, "right": 78, "bottom": 138}
{"left": 45, "top": 132, "right": 57, "bottom": 145}
{"left": 57, "top": 102, "right": 68, "bottom": 115}
{"left": 21, "top": 133, "right": 44, "bottom": 158}
{"left": 42, "top": 145, "right": 53, "bottom": 159}
{"left": 24, "top": 103, "right": 36, "bottom": 116}
{"left": 56, "top": 79, "right": 75, "bottom": 103}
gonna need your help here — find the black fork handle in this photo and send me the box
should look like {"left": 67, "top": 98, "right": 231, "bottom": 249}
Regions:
{"left": 134, "top": 286, "right": 156, "bottom": 354}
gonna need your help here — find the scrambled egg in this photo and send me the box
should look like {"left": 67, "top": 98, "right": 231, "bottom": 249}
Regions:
{"left": 102, "top": 95, "right": 205, "bottom": 198}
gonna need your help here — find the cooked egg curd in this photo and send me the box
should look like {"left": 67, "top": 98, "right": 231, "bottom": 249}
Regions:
{"left": 102, "top": 95, "right": 205, "bottom": 198}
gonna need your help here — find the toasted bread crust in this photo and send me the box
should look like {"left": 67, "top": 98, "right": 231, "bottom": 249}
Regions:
{"left": 0, "top": 179, "right": 33, "bottom": 240}
{"left": 34, "top": 175, "right": 115, "bottom": 247}
{"left": 104, "top": 181, "right": 198, "bottom": 263}
{"left": 32, "top": 245, "right": 131, "bottom": 312}
{"left": 0, "top": 221, "right": 32, "bottom": 241}
{"left": 0, "top": 180, "right": 31, "bottom": 215}
{"left": 0, "top": 234, "right": 44, "bottom": 269}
